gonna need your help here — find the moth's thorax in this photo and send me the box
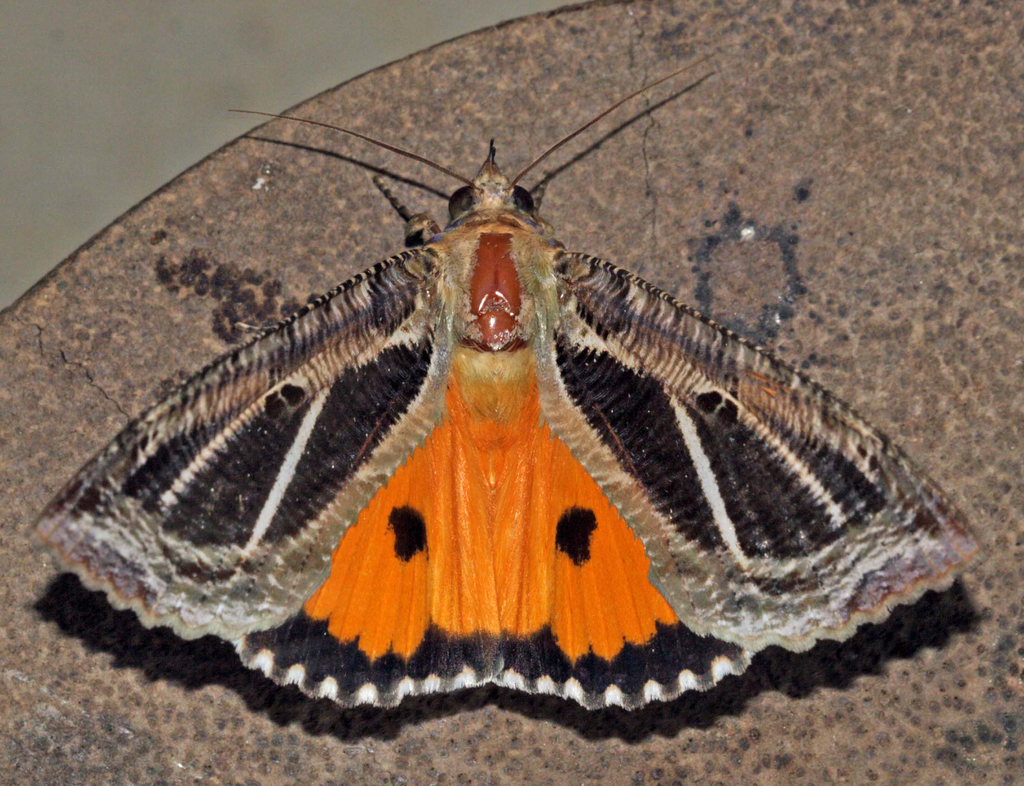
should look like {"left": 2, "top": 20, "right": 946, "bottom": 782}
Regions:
{"left": 451, "top": 344, "right": 535, "bottom": 424}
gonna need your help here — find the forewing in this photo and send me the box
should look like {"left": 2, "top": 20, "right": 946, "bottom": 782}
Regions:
{"left": 37, "top": 250, "right": 451, "bottom": 641}
{"left": 536, "top": 252, "right": 978, "bottom": 652}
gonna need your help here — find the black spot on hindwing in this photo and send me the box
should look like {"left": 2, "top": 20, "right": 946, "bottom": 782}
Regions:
{"left": 555, "top": 507, "right": 598, "bottom": 566}
{"left": 388, "top": 506, "right": 427, "bottom": 561}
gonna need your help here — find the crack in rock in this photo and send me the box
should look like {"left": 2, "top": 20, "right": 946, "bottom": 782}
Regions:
{"left": 15, "top": 314, "right": 130, "bottom": 419}
{"left": 56, "top": 349, "right": 130, "bottom": 419}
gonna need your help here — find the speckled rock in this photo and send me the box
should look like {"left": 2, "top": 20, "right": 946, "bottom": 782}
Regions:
{"left": 3, "top": 2, "right": 1022, "bottom": 784}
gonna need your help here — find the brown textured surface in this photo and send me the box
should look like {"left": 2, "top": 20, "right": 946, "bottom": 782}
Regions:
{"left": 3, "top": 1, "right": 1022, "bottom": 783}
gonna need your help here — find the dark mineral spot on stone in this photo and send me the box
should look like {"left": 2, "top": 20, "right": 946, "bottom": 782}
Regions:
{"left": 688, "top": 202, "right": 805, "bottom": 344}
{"left": 152, "top": 248, "right": 303, "bottom": 343}
{"left": 154, "top": 256, "right": 175, "bottom": 287}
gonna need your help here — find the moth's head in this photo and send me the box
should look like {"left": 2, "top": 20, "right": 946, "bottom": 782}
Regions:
{"left": 446, "top": 140, "right": 537, "bottom": 225}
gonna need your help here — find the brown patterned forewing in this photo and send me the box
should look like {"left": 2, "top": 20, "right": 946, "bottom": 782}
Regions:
{"left": 37, "top": 250, "right": 452, "bottom": 640}
{"left": 536, "top": 253, "right": 977, "bottom": 653}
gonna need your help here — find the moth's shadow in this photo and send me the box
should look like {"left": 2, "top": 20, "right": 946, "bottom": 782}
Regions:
{"left": 35, "top": 574, "right": 978, "bottom": 742}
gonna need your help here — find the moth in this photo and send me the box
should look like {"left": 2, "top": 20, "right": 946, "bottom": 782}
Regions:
{"left": 36, "top": 66, "right": 978, "bottom": 710}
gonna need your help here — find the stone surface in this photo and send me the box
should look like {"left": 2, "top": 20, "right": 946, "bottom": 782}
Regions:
{"left": 2, "top": 1, "right": 1022, "bottom": 784}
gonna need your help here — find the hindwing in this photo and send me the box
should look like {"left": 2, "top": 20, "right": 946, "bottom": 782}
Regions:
{"left": 235, "top": 357, "right": 752, "bottom": 709}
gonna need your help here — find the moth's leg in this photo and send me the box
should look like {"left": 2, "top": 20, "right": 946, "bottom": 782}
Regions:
{"left": 372, "top": 176, "right": 441, "bottom": 248}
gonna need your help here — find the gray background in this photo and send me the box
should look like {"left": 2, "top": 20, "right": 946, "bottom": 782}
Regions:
{"left": 0, "top": 0, "right": 565, "bottom": 309}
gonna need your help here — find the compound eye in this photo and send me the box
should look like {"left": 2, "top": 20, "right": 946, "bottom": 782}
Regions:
{"left": 448, "top": 186, "right": 476, "bottom": 219}
{"left": 511, "top": 185, "right": 534, "bottom": 214}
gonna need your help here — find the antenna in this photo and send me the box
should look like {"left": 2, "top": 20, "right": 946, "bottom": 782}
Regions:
{"left": 233, "top": 55, "right": 714, "bottom": 191}
{"left": 511, "top": 55, "right": 715, "bottom": 185}
{"left": 229, "top": 109, "right": 474, "bottom": 186}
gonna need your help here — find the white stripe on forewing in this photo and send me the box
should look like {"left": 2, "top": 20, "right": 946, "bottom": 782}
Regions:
{"left": 242, "top": 387, "right": 329, "bottom": 556}
{"left": 672, "top": 400, "right": 752, "bottom": 569}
